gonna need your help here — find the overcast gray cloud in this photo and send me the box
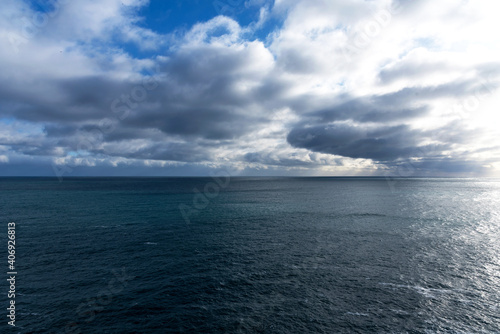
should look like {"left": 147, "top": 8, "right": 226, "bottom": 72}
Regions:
{"left": 0, "top": 0, "right": 499, "bottom": 176}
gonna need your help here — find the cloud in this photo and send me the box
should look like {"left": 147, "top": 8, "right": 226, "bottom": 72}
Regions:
{"left": 288, "top": 123, "right": 428, "bottom": 162}
{"left": 0, "top": 0, "right": 499, "bottom": 176}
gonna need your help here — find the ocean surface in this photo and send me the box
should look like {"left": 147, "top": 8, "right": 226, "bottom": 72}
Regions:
{"left": 1, "top": 177, "right": 499, "bottom": 333}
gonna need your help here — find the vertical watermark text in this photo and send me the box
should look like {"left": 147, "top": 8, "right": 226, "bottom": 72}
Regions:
{"left": 6, "top": 222, "right": 17, "bottom": 327}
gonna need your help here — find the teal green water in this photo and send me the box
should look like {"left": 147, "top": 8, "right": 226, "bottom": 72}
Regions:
{"left": 1, "top": 177, "right": 499, "bottom": 333}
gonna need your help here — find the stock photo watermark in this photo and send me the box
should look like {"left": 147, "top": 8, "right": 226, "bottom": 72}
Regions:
{"left": 446, "top": 75, "right": 496, "bottom": 121}
{"left": 61, "top": 267, "right": 134, "bottom": 334}
{"left": 8, "top": 0, "right": 69, "bottom": 53}
{"left": 213, "top": 0, "right": 245, "bottom": 17}
{"left": 384, "top": 153, "right": 424, "bottom": 192}
{"left": 51, "top": 69, "right": 160, "bottom": 182}
{"left": 340, "top": 2, "right": 402, "bottom": 62}
{"left": 6, "top": 222, "right": 17, "bottom": 327}
{"left": 179, "top": 170, "right": 231, "bottom": 224}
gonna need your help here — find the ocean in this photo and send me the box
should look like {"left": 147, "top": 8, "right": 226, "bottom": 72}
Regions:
{"left": 1, "top": 177, "right": 499, "bottom": 333}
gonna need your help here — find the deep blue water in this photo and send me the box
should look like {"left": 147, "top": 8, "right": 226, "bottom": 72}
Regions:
{"left": 1, "top": 177, "right": 499, "bottom": 333}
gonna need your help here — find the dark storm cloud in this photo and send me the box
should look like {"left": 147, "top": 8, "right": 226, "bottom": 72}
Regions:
{"left": 311, "top": 97, "right": 428, "bottom": 123}
{"left": 286, "top": 117, "right": 486, "bottom": 171}
{"left": 57, "top": 76, "right": 125, "bottom": 109}
{"left": 287, "top": 123, "right": 446, "bottom": 161}
{"left": 252, "top": 77, "right": 292, "bottom": 103}
{"left": 0, "top": 75, "right": 131, "bottom": 123}
{"left": 164, "top": 45, "right": 258, "bottom": 86}
{"left": 108, "top": 45, "right": 278, "bottom": 141}
{"left": 157, "top": 43, "right": 278, "bottom": 109}
{"left": 284, "top": 67, "right": 500, "bottom": 170}
{"left": 99, "top": 127, "right": 165, "bottom": 143}
{"left": 44, "top": 124, "right": 78, "bottom": 137}
{"left": 287, "top": 77, "right": 494, "bottom": 129}
{"left": 102, "top": 142, "right": 211, "bottom": 162}
{"left": 15, "top": 145, "right": 64, "bottom": 157}
{"left": 277, "top": 47, "right": 320, "bottom": 74}
{"left": 285, "top": 124, "right": 396, "bottom": 163}
{"left": 1, "top": 42, "right": 275, "bottom": 152}
{"left": 123, "top": 106, "right": 258, "bottom": 140}
{"left": 33, "top": 51, "right": 273, "bottom": 159}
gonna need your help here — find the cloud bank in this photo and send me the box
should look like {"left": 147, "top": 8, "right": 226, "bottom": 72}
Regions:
{"left": 0, "top": 0, "right": 499, "bottom": 176}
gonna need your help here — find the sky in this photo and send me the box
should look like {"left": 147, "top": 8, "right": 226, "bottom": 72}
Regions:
{"left": 0, "top": 0, "right": 499, "bottom": 177}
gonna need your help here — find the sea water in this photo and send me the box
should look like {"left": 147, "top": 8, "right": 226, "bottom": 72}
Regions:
{"left": 0, "top": 177, "right": 499, "bottom": 333}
